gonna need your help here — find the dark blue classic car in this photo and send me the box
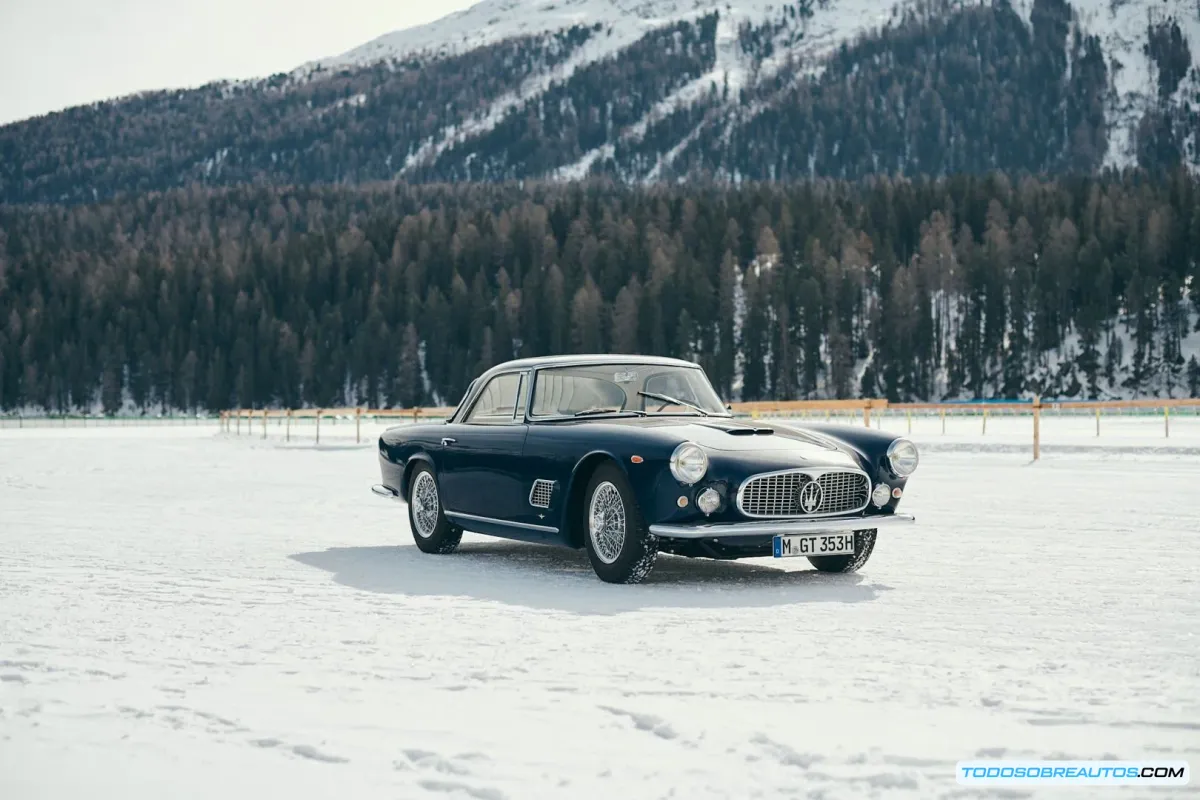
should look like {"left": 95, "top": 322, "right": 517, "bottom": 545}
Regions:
{"left": 372, "top": 355, "right": 917, "bottom": 583}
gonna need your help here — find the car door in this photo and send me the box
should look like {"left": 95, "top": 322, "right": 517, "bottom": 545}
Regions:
{"left": 438, "top": 370, "right": 532, "bottom": 525}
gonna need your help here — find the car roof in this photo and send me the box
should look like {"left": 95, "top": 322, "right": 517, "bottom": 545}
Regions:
{"left": 479, "top": 354, "right": 699, "bottom": 379}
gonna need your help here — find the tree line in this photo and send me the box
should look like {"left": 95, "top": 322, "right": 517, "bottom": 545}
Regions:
{"left": 2, "top": 173, "right": 1198, "bottom": 414}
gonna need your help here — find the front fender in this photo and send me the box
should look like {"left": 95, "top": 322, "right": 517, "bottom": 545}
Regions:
{"left": 557, "top": 446, "right": 711, "bottom": 536}
{"left": 557, "top": 449, "right": 641, "bottom": 540}
{"left": 782, "top": 422, "right": 913, "bottom": 507}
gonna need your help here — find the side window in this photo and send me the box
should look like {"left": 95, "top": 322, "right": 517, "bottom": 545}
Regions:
{"left": 465, "top": 373, "right": 522, "bottom": 424}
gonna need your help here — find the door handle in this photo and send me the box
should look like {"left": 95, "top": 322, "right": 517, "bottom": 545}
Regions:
{"left": 441, "top": 437, "right": 457, "bottom": 446}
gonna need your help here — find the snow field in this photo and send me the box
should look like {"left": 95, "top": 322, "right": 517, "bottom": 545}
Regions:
{"left": 1, "top": 426, "right": 1198, "bottom": 799}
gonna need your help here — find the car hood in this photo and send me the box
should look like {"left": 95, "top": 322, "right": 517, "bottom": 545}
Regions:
{"left": 599, "top": 417, "right": 862, "bottom": 468}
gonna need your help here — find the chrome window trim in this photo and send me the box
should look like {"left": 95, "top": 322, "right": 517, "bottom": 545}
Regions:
{"left": 444, "top": 509, "right": 558, "bottom": 534}
{"left": 735, "top": 467, "right": 872, "bottom": 519}
{"left": 462, "top": 370, "right": 530, "bottom": 426}
{"left": 513, "top": 371, "right": 529, "bottom": 422}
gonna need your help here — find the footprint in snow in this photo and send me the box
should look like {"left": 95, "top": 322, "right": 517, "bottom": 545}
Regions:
{"left": 416, "top": 779, "right": 506, "bottom": 800}
{"left": 292, "top": 744, "right": 348, "bottom": 763}
{"left": 597, "top": 705, "right": 680, "bottom": 741}
{"left": 749, "top": 733, "right": 823, "bottom": 769}
{"left": 396, "top": 748, "right": 471, "bottom": 776}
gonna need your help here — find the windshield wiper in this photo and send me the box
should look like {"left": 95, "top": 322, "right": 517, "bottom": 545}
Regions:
{"left": 637, "top": 391, "right": 710, "bottom": 417}
{"left": 572, "top": 407, "right": 645, "bottom": 418}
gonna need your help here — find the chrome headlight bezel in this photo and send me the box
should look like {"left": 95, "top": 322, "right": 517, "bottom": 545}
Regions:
{"left": 886, "top": 438, "right": 920, "bottom": 478}
{"left": 669, "top": 441, "right": 709, "bottom": 485}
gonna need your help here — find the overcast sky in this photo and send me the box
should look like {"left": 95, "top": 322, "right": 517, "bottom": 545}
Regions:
{"left": 0, "top": 0, "right": 478, "bottom": 125}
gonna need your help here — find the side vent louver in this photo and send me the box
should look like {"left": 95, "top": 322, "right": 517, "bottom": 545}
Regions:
{"left": 529, "top": 479, "right": 555, "bottom": 509}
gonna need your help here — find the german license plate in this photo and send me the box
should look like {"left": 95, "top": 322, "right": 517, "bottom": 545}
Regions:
{"left": 773, "top": 532, "right": 856, "bottom": 558}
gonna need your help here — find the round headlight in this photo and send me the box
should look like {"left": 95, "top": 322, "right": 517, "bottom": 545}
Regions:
{"left": 669, "top": 442, "right": 708, "bottom": 485}
{"left": 886, "top": 439, "right": 920, "bottom": 477}
{"left": 871, "top": 483, "right": 892, "bottom": 507}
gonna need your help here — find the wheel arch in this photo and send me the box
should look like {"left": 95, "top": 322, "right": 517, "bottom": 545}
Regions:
{"left": 560, "top": 450, "right": 630, "bottom": 548}
{"left": 399, "top": 451, "right": 437, "bottom": 503}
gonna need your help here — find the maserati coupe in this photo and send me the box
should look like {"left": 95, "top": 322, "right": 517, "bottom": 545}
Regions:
{"left": 371, "top": 355, "right": 917, "bottom": 583}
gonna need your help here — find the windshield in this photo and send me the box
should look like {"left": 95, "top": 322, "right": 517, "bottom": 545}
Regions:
{"left": 531, "top": 364, "right": 729, "bottom": 418}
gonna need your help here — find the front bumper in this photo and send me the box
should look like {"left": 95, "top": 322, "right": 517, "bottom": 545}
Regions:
{"left": 648, "top": 513, "right": 915, "bottom": 540}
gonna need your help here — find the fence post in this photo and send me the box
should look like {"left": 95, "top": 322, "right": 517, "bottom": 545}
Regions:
{"left": 316, "top": 410, "right": 322, "bottom": 445}
{"left": 907, "top": 409, "right": 912, "bottom": 434}
{"left": 286, "top": 409, "right": 292, "bottom": 443}
{"left": 940, "top": 408, "right": 945, "bottom": 434}
{"left": 356, "top": 408, "right": 362, "bottom": 444}
{"left": 1033, "top": 395, "right": 1041, "bottom": 461}
{"left": 982, "top": 408, "right": 988, "bottom": 435}
{"left": 1165, "top": 406, "right": 1170, "bottom": 439}
{"left": 262, "top": 409, "right": 268, "bottom": 439}
{"left": 863, "top": 404, "right": 871, "bottom": 428}
{"left": 1095, "top": 407, "right": 1100, "bottom": 437}
{"left": 236, "top": 412, "right": 241, "bottom": 435}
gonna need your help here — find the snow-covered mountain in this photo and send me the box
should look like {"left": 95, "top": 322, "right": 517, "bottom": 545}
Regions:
{"left": 307, "top": 0, "right": 1200, "bottom": 175}
{"left": 3, "top": 0, "right": 1199, "bottom": 204}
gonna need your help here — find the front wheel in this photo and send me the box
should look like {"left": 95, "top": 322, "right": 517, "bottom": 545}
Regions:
{"left": 582, "top": 463, "right": 658, "bottom": 584}
{"left": 808, "top": 529, "right": 877, "bottom": 574}
{"left": 407, "top": 465, "right": 462, "bottom": 554}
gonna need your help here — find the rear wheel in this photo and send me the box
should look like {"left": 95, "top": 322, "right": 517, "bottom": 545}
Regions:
{"left": 582, "top": 463, "right": 658, "bottom": 584}
{"left": 407, "top": 465, "right": 462, "bottom": 554}
{"left": 808, "top": 529, "right": 877, "bottom": 574}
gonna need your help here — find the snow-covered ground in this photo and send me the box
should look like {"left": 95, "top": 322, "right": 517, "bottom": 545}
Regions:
{"left": 2, "top": 424, "right": 1198, "bottom": 799}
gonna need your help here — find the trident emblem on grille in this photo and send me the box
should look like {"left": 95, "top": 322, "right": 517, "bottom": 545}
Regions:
{"left": 798, "top": 481, "right": 823, "bottom": 514}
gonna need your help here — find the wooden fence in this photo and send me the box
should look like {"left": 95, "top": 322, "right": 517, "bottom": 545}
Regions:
{"left": 218, "top": 397, "right": 1200, "bottom": 460}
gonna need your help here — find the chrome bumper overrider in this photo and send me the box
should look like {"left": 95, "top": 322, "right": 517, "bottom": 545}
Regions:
{"left": 371, "top": 484, "right": 401, "bottom": 500}
{"left": 648, "top": 514, "right": 916, "bottom": 540}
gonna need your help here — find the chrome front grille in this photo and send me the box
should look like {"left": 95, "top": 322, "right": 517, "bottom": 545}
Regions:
{"left": 737, "top": 469, "right": 870, "bottom": 518}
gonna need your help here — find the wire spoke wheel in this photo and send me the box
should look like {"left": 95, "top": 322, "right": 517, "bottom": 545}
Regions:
{"left": 588, "top": 481, "right": 627, "bottom": 564}
{"left": 411, "top": 470, "right": 440, "bottom": 538}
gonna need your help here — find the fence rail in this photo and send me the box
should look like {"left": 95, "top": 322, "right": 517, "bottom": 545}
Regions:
{"left": 217, "top": 397, "right": 1200, "bottom": 459}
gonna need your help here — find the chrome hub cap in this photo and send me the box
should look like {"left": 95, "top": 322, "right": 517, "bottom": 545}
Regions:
{"left": 411, "top": 471, "right": 439, "bottom": 538}
{"left": 588, "top": 481, "right": 626, "bottom": 564}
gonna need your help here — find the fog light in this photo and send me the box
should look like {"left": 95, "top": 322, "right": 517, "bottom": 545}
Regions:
{"left": 871, "top": 483, "right": 892, "bottom": 507}
{"left": 697, "top": 488, "right": 721, "bottom": 515}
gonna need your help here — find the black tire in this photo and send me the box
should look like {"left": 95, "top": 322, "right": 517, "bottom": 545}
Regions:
{"left": 407, "top": 464, "right": 463, "bottom": 555}
{"left": 808, "top": 529, "right": 877, "bottom": 574}
{"left": 581, "top": 462, "right": 658, "bottom": 584}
